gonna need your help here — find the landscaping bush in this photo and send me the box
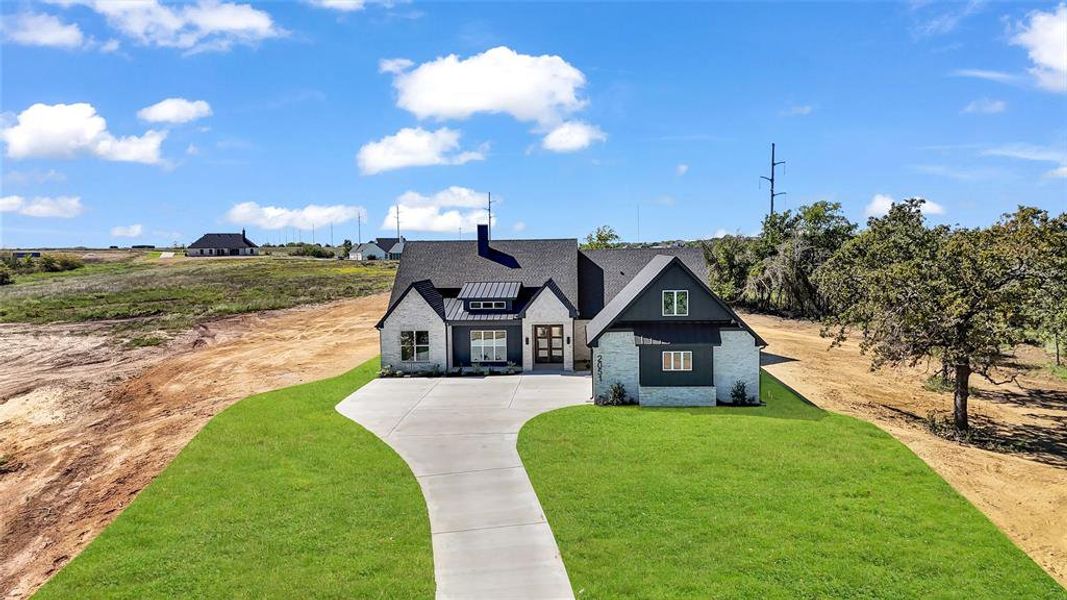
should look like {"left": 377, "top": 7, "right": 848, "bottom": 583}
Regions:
{"left": 0, "top": 264, "right": 12, "bottom": 286}
{"left": 595, "top": 382, "right": 633, "bottom": 406}
{"left": 729, "top": 380, "right": 757, "bottom": 405}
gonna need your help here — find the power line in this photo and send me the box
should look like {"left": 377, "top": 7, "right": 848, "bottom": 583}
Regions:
{"left": 760, "top": 142, "right": 787, "bottom": 216}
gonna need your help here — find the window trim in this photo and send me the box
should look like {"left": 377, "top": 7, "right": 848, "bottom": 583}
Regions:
{"left": 662, "top": 290, "right": 690, "bottom": 316}
{"left": 400, "top": 330, "right": 431, "bottom": 362}
{"left": 662, "top": 350, "right": 693, "bottom": 372}
{"left": 470, "top": 329, "right": 508, "bottom": 362}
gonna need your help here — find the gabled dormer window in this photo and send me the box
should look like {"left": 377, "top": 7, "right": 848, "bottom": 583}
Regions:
{"left": 470, "top": 300, "right": 506, "bottom": 310}
{"left": 662, "top": 290, "right": 689, "bottom": 316}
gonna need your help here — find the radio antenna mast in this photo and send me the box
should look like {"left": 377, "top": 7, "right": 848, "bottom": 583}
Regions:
{"left": 760, "top": 142, "right": 787, "bottom": 215}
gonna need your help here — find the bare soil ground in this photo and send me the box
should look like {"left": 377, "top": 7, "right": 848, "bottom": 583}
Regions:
{"left": 0, "top": 293, "right": 389, "bottom": 599}
{"left": 744, "top": 312, "right": 1067, "bottom": 587}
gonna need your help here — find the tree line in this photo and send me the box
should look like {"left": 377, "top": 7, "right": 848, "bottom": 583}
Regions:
{"left": 703, "top": 199, "right": 1066, "bottom": 431}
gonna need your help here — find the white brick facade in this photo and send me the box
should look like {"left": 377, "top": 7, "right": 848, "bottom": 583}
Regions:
{"left": 713, "top": 329, "right": 761, "bottom": 403}
{"left": 592, "top": 328, "right": 761, "bottom": 406}
{"left": 521, "top": 290, "right": 574, "bottom": 371}
{"left": 639, "top": 386, "right": 715, "bottom": 407}
{"left": 380, "top": 291, "right": 447, "bottom": 372}
{"left": 591, "top": 331, "right": 640, "bottom": 402}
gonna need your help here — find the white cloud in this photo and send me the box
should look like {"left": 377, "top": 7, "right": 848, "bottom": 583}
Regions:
{"left": 3, "top": 12, "right": 84, "bottom": 48}
{"left": 305, "top": 0, "right": 365, "bottom": 11}
{"left": 780, "top": 104, "right": 814, "bottom": 117}
{"left": 396, "top": 186, "right": 488, "bottom": 209}
{"left": 2, "top": 169, "right": 67, "bottom": 185}
{"left": 711, "top": 228, "right": 729, "bottom": 239}
{"left": 961, "top": 98, "right": 1006, "bottom": 114}
{"left": 512, "top": 221, "right": 527, "bottom": 232}
{"left": 541, "top": 121, "right": 606, "bottom": 152}
{"left": 1, "top": 103, "right": 166, "bottom": 164}
{"left": 110, "top": 223, "right": 143, "bottom": 237}
{"left": 379, "top": 57, "right": 414, "bottom": 74}
{"left": 675, "top": 163, "right": 689, "bottom": 176}
{"left": 982, "top": 143, "right": 1067, "bottom": 177}
{"left": 0, "top": 195, "right": 85, "bottom": 218}
{"left": 99, "top": 38, "right": 120, "bottom": 52}
{"left": 910, "top": 0, "right": 983, "bottom": 37}
{"left": 137, "top": 98, "right": 213, "bottom": 123}
{"left": 389, "top": 46, "right": 588, "bottom": 126}
{"left": 1010, "top": 4, "right": 1067, "bottom": 93}
{"left": 384, "top": 186, "right": 494, "bottom": 233}
{"left": 950, "top": 69, "right": 1025, "bottom": 85}
{"left": 226, "top": 202, "right": 366, "bottom": 230}
{"left": 864, "top": 194, "right": 944, "bottom": 218}
{"left": 356, "top": 127, "right": 485, "bottom": 175}
{"left": 52, "top": 0, "right": 284, "bottom": 54}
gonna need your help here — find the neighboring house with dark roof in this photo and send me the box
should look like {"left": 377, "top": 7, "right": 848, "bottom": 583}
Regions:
{"left": 351, "top": 237, "right": 405, "bottom": 261}
{"left": 376, "top": 225, "right": 766, "bottom": 406}
{"left": 187, "top": 230, "right": 258, "bottom": 257}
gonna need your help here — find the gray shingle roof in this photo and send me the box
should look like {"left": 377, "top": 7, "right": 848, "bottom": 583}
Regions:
{"left": 578, "top": 247, "right": 707, "bottom": 318}
{"left": 457, "top": 281, "right": 522, "bottom": 300}
{"left": 388, "top": 239, "right": 579, "bottom": 311}
{"left": 376, "top": 237, "right": 401, "bottom": 253}
{"left": 188, "top": 233, "right": 258, "bottom": 249}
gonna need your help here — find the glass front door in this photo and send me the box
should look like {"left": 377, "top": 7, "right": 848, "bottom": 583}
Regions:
{"left": 534, "top": 325, "right": 564, "bottom": 364}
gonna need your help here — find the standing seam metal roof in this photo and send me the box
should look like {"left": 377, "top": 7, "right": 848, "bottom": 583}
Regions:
{"left": 457, "top": 281, "right": 522, "bottom": 300}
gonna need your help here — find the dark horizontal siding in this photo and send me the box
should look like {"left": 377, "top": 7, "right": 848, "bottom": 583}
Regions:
{"left": 638, "top": 345, "right": 714, "bottom": 387}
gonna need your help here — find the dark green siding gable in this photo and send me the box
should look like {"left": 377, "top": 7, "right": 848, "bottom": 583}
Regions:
{"left": 616, "top": 262, "right": 732, "bottom": 323}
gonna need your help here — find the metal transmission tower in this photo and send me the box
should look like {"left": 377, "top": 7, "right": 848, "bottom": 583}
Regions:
{"left": 760, "top": 143, "right": 786, "bottom": 215}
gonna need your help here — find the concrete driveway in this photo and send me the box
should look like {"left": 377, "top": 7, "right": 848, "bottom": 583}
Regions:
{"left": 336, "top": 373, "right": 591, "bottom": 600}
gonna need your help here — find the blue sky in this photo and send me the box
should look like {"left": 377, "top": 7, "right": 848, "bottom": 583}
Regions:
{"left": 1, "top": 0, "right": 1065, "bottom": 249}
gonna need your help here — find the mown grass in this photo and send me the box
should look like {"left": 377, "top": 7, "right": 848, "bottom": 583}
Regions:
{"left": 519, "top": 372, "right": 1064, "bottom": 599}
{"left": 35, "top": 357, "right": 436, "bottom": 599}
{"left": 0, "top": 256, "right": 395, "bottom": 332}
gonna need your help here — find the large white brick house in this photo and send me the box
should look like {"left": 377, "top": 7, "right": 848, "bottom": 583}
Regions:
{"left": 376, "top": 225, "right": 766, "bottom": 406}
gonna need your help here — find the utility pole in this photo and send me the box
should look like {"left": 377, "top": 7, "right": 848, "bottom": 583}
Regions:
{"left": 487, "top": 191, "right": 493, "bottom": 241}
{"left": 760, "top": 142, "right": 786, "bottom": 216}
{"left": 395, "top": 204, "right": 401, "bottom": 239}
{"left": 357, "top": 213, "right": 362, "bottom": 244}
{"left": 330, "top": 222, "right": 334, "bottom": 247}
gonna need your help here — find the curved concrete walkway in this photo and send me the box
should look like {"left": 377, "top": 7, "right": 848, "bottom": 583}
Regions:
{"left": 336, "top": 373, "right": 590, "bottom": 600}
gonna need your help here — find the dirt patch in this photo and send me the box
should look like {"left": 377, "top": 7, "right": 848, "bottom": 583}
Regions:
{"left": 745, "top": 312, "right": 1067, "bottom": 586}
{"left": 0, "top": 293, "right": 389, "bottom": 599}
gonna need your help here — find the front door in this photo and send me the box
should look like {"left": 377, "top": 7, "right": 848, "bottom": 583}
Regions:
{"left": 534, "top": 325, "right": 564, "bottom": 364}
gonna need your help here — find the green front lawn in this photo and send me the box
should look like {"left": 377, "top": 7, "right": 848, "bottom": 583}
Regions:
{"left": 36, "top": 358, "right": 434, "bottom": 599}
{"left": 519, "top": 372, "right": 1064, "bottom": 599}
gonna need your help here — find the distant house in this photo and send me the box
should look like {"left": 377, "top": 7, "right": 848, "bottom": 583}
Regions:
{"left": 187, "top": 230, "right": 259, "bottom": 257}
{"left": 351, "top": 237, "right": 405, "bottom": 261}
{"left": 375, "top": 225, "right": 766, "bottom": 406}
